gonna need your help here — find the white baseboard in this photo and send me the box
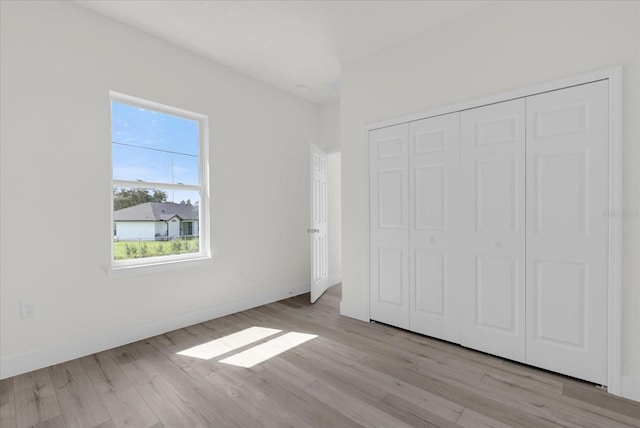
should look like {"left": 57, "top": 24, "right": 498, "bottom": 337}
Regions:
{"left": 621, "top": 375, "right": 640, "bottom": 402}
{"left": 0, "top": 283, "right": 310, "bottom": 380}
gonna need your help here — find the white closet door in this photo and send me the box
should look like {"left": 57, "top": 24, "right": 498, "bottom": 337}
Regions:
{"left": 460, "top": 99, "right": 526, "bottom": 363}
{"left": 369, "top": 124, "right": 410, "bottom": 329}
{"left": 525, "top": 81, "right": 609, "bottom": 385}
{"left": 409, "top": 113, "right": 461, "bottom": 343}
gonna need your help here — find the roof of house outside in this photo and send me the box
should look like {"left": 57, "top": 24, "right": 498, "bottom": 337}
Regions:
{"left": 114, "top": 202, "right": 199, "bottom": 221}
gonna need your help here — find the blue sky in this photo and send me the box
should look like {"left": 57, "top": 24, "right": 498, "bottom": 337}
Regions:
{"left": 111, "top": 101, "right": 200, "bottom": 203}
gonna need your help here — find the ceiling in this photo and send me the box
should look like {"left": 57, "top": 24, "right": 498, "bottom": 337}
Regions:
{"left": 77, "top": 1, "right": 491, "bottom": 104}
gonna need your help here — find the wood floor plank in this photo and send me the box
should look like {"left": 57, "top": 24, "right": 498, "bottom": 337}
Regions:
{"left": 13, "top": 368, "right": 61, "bottom": 428}
{"left": 107, "top": 344, "right": 213, "bottom": 427}
{"left": 422, "top": 355, "right": 637, "bottom": 428}
{"left": 280, "top": 345, "right": 388, "bottom": 406}
{"left": 481, "top": 366, "right": 564, "bottom": 397}
{"left": 80, "top": 352, "right": 159, "bottom": 428}
{"left": 563, "top": 381, "right": 640, "bottom": 421}
{"left": 301, "top": 378, "right": 414, "bottom": 428}
{"left": 390, "top": 330, "right": 503, "bottom": 377}
{"left": 49, "top": 360, "right": 110, "bottom": 428}
{"left": 107, "top": 344, "right": 160, "bottom": 387}
{"left": 146, "top": 332, "right": 217, "bottom": 378}
{"left": 308, "top": 336, "right": 368, "bottom": 366}
{"left": 145, "top": 323, "right": 265, "bottom": 383}
{"left": 360, "top": 353, "right": 558, "bottom": 427}
{"left": 261, "top": 355, "right": 318, "bottom": 390}
{"left": 131, "top": 375, "right": 211, "bottom": 428}
{"left": 92, "top": 420, "right": 117, "bottom": 428}
{"left": 456, "top": 408, "right": 513, "bottom": 428}
{"left": 245, "top": 368, "right": 363, "bottom": 428}
{"left": 29, "top": 414, "right": 67, "bottom": 428}
{"left": 0, "top": 378, "right": 17, "bottom": 428}
{"left": 349, "top": 361, "right": 464, "bottom": 422}
{"left": 376, "top": 393, "right": 460, "bottom": 428}
{"left": 481, "top": 368, "right": 639, "bottom": 427}
{"left": 158, "top": 361, "right": 262, "bottom": 427}
{"left": 414, "top": 352, "right": 615, "bottom": 428}
{"left": 256, "top": 304, "right": 414, "bottom": 366}
{"left": 205, "top": 368, "right": 315, "bottom": 428}
{"left": 135, "top": 331, "right": 264, "bottom": 427}
{"left": 498, "top": 359, "right": 569, "bottom": 390}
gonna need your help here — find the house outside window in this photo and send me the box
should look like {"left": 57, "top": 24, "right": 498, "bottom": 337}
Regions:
{"left": 110, "top": 92, "right": 209, "bottom": 270}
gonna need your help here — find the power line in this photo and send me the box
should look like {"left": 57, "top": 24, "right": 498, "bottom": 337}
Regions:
{"left": 112, "top": 141, "right": 197, "bottom": 158}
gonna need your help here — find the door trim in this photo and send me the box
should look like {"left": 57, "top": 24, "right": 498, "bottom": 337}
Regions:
{"left": 362, "top": 66, "right": 623, "bottom": 396}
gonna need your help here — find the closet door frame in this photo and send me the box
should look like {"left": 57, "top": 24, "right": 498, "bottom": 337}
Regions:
{"left": 363, "top": 66, "right": 623, "bottom": 396}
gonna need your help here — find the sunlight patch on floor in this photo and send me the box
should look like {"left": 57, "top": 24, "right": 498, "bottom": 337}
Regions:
{"left": 177, "top": 326, "right": 281, "bottom": 360}
{"left": 219, "top": 332, "right": 318, "bottom": 368}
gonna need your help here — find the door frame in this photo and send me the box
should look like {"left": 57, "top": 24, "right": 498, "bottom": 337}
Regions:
{"left": 363, "top": 66, "right": 623, "bottom": 395}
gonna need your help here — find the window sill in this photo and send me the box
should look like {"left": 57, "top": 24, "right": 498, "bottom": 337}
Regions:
{"left": 107, "top": 255, "right": 212, "bottom": 277}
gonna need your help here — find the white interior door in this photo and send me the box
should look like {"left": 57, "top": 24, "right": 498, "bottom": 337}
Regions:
{"left": 525, "top": 81, "right": 609, "bottom": 385}
{"left": 369, "top": 124, "right": 410, "bottom": 329}
{"left": 310, "top": 144, "right": 329, "bottom": 303}
{"left": 460, "top": 99, "right": 526, "bottom": 363}
{"left": 409, "top": 113, "right": 461, "bottom": 343}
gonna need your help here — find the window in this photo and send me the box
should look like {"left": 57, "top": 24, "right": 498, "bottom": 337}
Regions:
{"left": 180, "top": 221, "right": 194, "bottom": 237}
{"left": 110, "top": 92, "right": 209, "bottom": 270}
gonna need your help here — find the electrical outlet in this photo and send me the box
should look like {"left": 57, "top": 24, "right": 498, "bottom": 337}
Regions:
{"left": 20, "top": 301, "right": 36, "bottom": 318}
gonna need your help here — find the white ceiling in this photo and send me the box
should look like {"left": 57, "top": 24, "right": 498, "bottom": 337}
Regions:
{"left": 77, "top": 1, "right": 491, "bottom": 104}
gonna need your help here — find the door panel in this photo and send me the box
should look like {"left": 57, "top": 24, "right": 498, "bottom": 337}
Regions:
{"left": 460, "top": 99, "right": 526, "bottom": 363}
{"left": 415, "top": 250, "right": 446, "bottom": 315}
{"left": 534, "top": 152, "right": 587, "bottom": 234}
{"left": 526, "top": 80, "right": 608, "bottom": 385}
{"left": 415, "top": 165, "right": 446, "bottom": 230}
{"left": 475, "top": 115, "right": 519, "bottom": 146}
{"left": 409, "top": 113, "right": 460, "bottom": 343}
{"left": 378, "top": 248, "right": 405, "bottom": 305}
{"left": 370, "top": 124, "right": 410, "bottom": 329}
{"left": 533, "top": 260, "right": 587, "bottom": 348}
{"left": 310, "top": 144, "right": 329, "bottom": 303}
{"left": 378, "top": 169, "right": 405, "bottom": 228}
{"left": 476, "top": 158, "right": 518, "bottom": 232}
{"left": 476, "top": 255, "right": 518, "bottom": 333}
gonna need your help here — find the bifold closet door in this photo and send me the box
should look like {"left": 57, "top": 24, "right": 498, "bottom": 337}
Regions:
{"left": 460, "top": 99, "right": 526, "bottom": 363}
{"left": 525, "top": 81, "right": 609, "bottom": 385}
{"left": 408, "top": 113, "right": 461, "bottom": 343}
{"left": 369, "top": 124, "right": 410, "bottom": 329}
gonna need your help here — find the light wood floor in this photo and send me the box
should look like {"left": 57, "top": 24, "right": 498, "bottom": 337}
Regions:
{"left": 1, "top": 284, "right": 639, "bottom": 428}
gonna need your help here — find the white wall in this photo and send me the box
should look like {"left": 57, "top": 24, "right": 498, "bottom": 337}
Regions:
{"left": 319, "top": 100, "right": 341, "bottom": 151}
{"left": 0, "top": 1, "right": 319, "bottom": 377}
{"left": 340, "top": 0, "right": 640, "bottom": 400}
{"left": 327, "top": 152, "right": 342, "bottom": 285}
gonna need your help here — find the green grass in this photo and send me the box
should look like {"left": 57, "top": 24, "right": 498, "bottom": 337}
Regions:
{"left": 113, "top": 238, "right": 199, "bottom": 260}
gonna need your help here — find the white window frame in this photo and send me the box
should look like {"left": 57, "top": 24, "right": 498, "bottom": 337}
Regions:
{"left": 109, "top": 91, "right": 211, "bottom": 273}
